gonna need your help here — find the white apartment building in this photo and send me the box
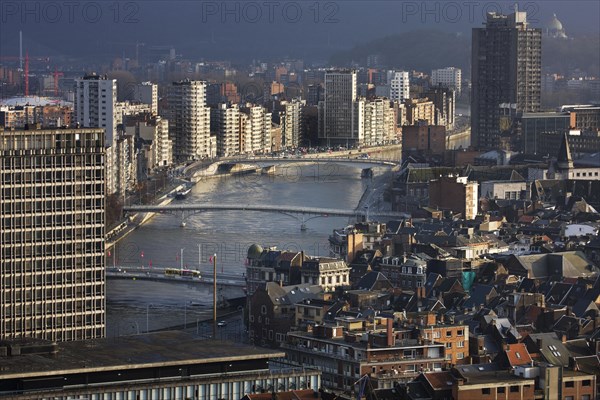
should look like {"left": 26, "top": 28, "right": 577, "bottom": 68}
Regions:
{"left": 280, "top": 99, "right": 305, "bottom": 148}
{"left": 166, "top": 80, "right": 211, "bottom": 161}
{"left": 214, "top": 103, "right": 241, "bottom": 157}
{"left": 241, "top": 104, "right": 271, "bottom": 154}
{"left": 75, "top": 74, "right": 118, "bottom": 145}
{"left": 75, "top": 74, "right": 118, "bottom": 194}
{"left": 133, "top": 82, "right": 158, "bottom": 115}
{"left": 364, "top": 98, "right": 396, "bottom": 146}
{"left": 431, "top": 67, "right": 462, "bottom": 95}
{"left": 387, "top": 71, "right": 410, "bottom": 103}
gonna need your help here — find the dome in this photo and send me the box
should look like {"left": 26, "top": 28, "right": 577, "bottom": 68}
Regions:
{"left": 548, "top": 13, "right": 563, "bottom": 31}
{"left": 247, "top": 244, "right": 264, "bottom": 260}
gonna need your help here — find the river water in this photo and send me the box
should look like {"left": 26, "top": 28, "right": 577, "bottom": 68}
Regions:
{"left": 106, "top": 164, "right": 392, "bottom": 335}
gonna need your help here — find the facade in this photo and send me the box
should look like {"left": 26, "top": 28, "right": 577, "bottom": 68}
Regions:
{"left": 245, "top": 245, "right": 304, "bottom": 297}
{"left": 405, "top": 98, "right": 436, "bottom": 126}
{"left": 240, "top": 104, "right": 272, "bottom": 154}
{"left": 402, "top": 124, "right": 447, "bottom": 155}
{"left": 428, "top": 175, "right": 479, "bottom": 220}
{"left": 301, "top": 258, "right": 350, "bottom": 292}
{"left": 0, "top": 127, "right": 105, "bottom": 341}
{"left": 379, "top": 255, "right": 427, "bottom": 290}
{"left": 480, "top": 180, "right": 528, "bottom": 200}
{"left": 319, "top": 70, "right": 364, "bottom": 146}
{"left": 74, "top": 74, "right": 118, "bottom": 194}
{"left": 166, "top": 79, "right": 211, "bottom": 160}
{"left": 213, "top": 103, "right": 241, "bottom": 157}
{"left": 74, "top": 74, "right": 117, "bottom": 146}
{"left": 423, "top": 86, "right": 455, "bottom": 131}
{"left": 133, "top": 82, "right": 158, "bottom": 115}
{"left": 418, "top": 318, "right": 469, "bottom": 365}
{"left": 387, "top": 70, "right": 410, "bottom": 103}
{"left": 124, "top": 113, "right": 172, "bottom": 172}
{"left": 471, "top": 10, "right": 541, "bottom": 150}
{"left": 0, "top": 332, "right": 322, "bottom": 400}
{"left": 363, "top": 98, "right": 396, "bottom": 146}
{"left": 247, "top": 282, "right": 323, "bottom": 348}
{"left": 431, "top": 67, "right": 462, "bottom": 95}
{"left": 279, "top": 99, "right": 305, "bottom": 149}
{"left": 283, "top": 319, "right": 446, "bottom": 390}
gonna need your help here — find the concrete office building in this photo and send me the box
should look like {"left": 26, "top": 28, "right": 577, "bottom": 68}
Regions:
{"left": 0, "top": 332, "right": 321, "bottom": 399}
{"left": 319, "top": 71, "right": 363, "bottom": 146}
{"left": 0, "top": 127, "right": 106, "bottom": 342}
{"left": 166, "top": 80, "right": 211, "bottom": 161}
{"left": 471, "top": 10, "right": 541, "bottom": 150}
{"left": 431, "top": 67, "right": 462, "bottom": 95}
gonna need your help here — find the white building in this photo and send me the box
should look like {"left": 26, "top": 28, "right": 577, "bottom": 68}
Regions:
{"left": 431, "top": 67, "right": 462, "bottom": 95}
{"left": 75, "top": 74, "right": 118, "bottom": 146}
{"left": 213, "top": 103, "right": 241, "bottom": 157}
{"left": 387, "top": 70, "right": 410, "bottom": 103}
{"left": 75, "top": 74, "right": 118, "bottom": 194}
{"left": 241, "top": 104, "right": 272, "bottom": 154}
{"left": 133, "top": 82, "right": 158, "bottom": 115}
{"left": 166, "top": 80, "right": 211, "bottom": 161}
{"left": 279, "top": 99, "right": 305, "bottom": 149}
{"left": 363, "top": 98, "right": 396, "bottom": 146}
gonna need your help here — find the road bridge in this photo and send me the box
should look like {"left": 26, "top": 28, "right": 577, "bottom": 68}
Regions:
{"left": 123, "top": 204, "right": 409, "bottom": 230}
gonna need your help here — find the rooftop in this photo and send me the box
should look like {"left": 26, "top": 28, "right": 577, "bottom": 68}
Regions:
{"left": 0, "top": 331, "right": 283, "bottom": 380}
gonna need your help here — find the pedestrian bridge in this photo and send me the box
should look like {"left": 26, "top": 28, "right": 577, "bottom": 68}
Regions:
{"left": 123, "top": 203, "right": 409, "bottom": 230}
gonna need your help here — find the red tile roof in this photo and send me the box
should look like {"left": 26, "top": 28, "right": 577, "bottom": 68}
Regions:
{"left": 506, "top": 343, "right": 533, "bottom": 367}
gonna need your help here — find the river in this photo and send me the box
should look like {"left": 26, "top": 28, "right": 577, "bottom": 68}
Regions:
{"left": 106, "top": 164, "right": 393, "bottom": 335}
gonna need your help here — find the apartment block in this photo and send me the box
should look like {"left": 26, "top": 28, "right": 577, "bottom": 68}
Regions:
{"left": 0, "top": 127, "right": 105, "bottom": 341}
{"left": 166, "top": 79, "right": 211, "bottom": 160}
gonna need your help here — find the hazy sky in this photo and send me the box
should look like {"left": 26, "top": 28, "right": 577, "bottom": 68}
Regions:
{"left": 1, "top": 1, "right": 598, "bottom": 62}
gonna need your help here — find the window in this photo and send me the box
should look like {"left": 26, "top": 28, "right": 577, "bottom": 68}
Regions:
{"left": 446, "top": 330, "right": 452, "bottom": 337}
{"left": 582, "top": 380, "right": 591, "bottom": 387}
{"left": 482, "top": 388, "right": 490, "bottom": 395}
{"left": 565, "top": 381, "right": 575, "bottom": 388}
{"left": 498, "top": 387, "right": 505, "bottom": 394}
{"left": 457, "top": 341, "right": 464, "bottom": 348}
{"left": 457, "top": 329, "right": 463, "bottom": 336}
{"left": 445, "top": 343, "right": 452, "bottom": 348}
{"left": 510, "top": 386, "right": 519, "bottom": 393}
{"left": 456, "top": 352, "right": 464, "bottom": 359}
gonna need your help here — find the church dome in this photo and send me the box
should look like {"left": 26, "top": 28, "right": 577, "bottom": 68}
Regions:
{"left": 247, "top": 244, "right": 264, "bottom": 260}
{"left": 548, "top": 14, "right": 563, "bottom": 31}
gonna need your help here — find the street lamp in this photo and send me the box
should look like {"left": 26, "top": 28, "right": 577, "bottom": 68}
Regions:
{"left": 146, "top": 303, "right": 154, "bottom": 333}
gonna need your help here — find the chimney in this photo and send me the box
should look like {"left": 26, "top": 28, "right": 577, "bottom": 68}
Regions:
{"left": 387, "top": 318, "right": 395, "bottom": 347}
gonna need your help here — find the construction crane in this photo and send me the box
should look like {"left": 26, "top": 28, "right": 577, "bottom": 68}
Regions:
{"left": 53, "top": 68, "right": 64, "bottom": 96}
{"left": 354, "top": 374, "right": 378, "bottom": 400}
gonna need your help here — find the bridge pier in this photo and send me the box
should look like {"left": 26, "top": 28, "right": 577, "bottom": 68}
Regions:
{"left": 261, "top": 165, "right": 276, "bottom": 175}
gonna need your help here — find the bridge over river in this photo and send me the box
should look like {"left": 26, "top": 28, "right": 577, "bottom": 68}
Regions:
{"left": 123, "top": 204, "right": 409, "bottom": 230}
